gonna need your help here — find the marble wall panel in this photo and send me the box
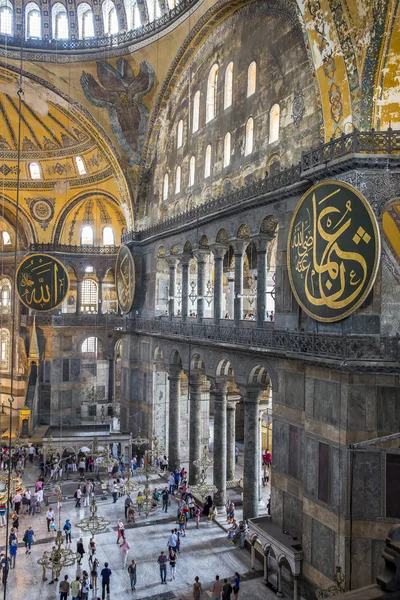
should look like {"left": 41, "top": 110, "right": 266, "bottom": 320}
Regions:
{"left": 313, "top": 379, "right": 341, "bottom": 426}
{"left": 352, "top": 451, "right": 382, "bottom": 519}
{"left": 311, "top": 519, "right": 335, "bottom": 579}
{"left": 283, "top": 491, "right": 302, "bottom": 539}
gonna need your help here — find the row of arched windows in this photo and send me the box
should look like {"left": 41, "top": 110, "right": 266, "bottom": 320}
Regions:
{"left": 163, "top": 105, "right": 280, "bottom": 200}
{"left": 81, "top": 225, "right": 115, "bottom": 246}
{"left": 28, "top": 156, "right": 86, "bottom": 180}
{"left": 0, "top": 0, "right": 180, "bottom": 39}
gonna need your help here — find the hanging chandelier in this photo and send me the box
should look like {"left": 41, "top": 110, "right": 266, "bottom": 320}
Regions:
{"left": 42, "top": 435, "right": 56, "bottom": 460}
{"left": 37, "top": 530, "right": 79, "bottom": 579}
{"left": 131, "top": 432, "right": 149, "bottom": 448}
{"left": 76, "top": 497, "right": 111, "bottom": 536}
{"left": 191, "top": 445, "right": 218, "bottom": 500}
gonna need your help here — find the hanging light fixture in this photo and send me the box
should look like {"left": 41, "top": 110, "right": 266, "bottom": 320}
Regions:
{"left": 191, "top": 445, "right": 218, "bottom": 500}
{"left": 37, "top": 530, "right": 79, "bottom": 579}
{"left": 76, "top": 497, "right": 111, "bottom": 536}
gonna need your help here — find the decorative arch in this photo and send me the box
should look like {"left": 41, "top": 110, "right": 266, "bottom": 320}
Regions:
{"left": 242, "top": 356, "right": 279, "bottom": 392}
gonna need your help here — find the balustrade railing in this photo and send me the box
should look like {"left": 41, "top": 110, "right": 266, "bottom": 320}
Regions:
{"left": 127, "top": 317, "right": 399, "bottom": 363}
{"left": 123, "top": 129, "right": 400, "bottom": 245}
{"left": 21, "top": 313, "right": 122, "bottom": 327}
{"left": 0, "top": 0, "right": 198, "bottom": 52}
{"left": 29, "top": 243, "right": 118, "bottom": 255}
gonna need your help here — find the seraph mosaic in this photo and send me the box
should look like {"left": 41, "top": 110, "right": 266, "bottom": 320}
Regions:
{"left": 81, "top": 59, "right": 154, "bottom": 166}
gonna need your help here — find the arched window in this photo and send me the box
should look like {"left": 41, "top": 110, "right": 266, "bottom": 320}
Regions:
{"left": 247, "top": 61, "right": 257, "bottom": 97}
{"left": 75, "top": 155, "right": 86, "bottom": 175}
{"left": 175, "top": 166, "right": 181, "bottom": 195}
{"left": 81, "top": 280, "right": 98, "bottom": 313}
{"left": 102, "top": 226, "right": 114, "bottom": 246}
{"left": 177, "top": 119, "right": 183, "bottom": 149}
{"left": 204, "top": 145, "right": 211, "bottom": 178}
{"left": 52, "top": 2, "right": 68, "bottom": 39}
{"left": 1, "top": 232, "right": 11, "bottom": 246}
{"left": 0, "top": 328, "right": 10, "bottom": 371}
{"left": 77, "top": 2, "right": 94, "bottom": 38}
{"left": 189, "top": 156, "right": 195, "bottom": 187}
{"left": 147, "top": 0, "right": 161, "bottom": 21}
{"left": 245, "top": 117, "right": 254, "bottom": 156}
{"left": 192, "top": 90, "right": 200, "bottom": 134}
{"left": 163, "top": 173, "right": 169, "bottom": 201}
{"left": 224, "top": 132, "right": 231, "bottom": 168}
{"left": 26, "top": 2, "right": 41, "bottom": 38}
{"left": 82, "top": 336, "right": 98, "bottom": 353}
{"left": 269, "top": 103, "right": 280, "bottom": 143}
{"left": 0, "top": 279, "right": 11, "bottom": 314}
{"left": 224, "top": 62, "right": 233, "bottom": 110}
{"left": 29, "top": 162, "right": 41, "bottom": 180}
{"left": 0, "top": 0, "right": 13, "bottom": 35}
{"left": 124, "top": 0, "right": 140, "bottom": 30}
{"left": 81, "top": 225, "right": 94, "bottom": 246}
{"left": 102, "top": 0, "right": 118, "bottom": 35}
{"left": 206, "top": 64, "right": 219, "bottom": 123}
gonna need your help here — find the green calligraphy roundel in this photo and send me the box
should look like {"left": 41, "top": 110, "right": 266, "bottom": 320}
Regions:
{"left": 287, "top": 180, "right": 381, "bottom": 323}
{"left": 116, "top": 245, "right": 136, "bottom": 314}
{"left": 16, "top": 253, "right": 70, "bottom": 312}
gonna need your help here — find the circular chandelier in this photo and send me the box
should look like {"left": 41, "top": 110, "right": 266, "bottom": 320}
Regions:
{"left": 76, "top": 498, "right": 111, "bottom": 536}
{"left": 191, "top": 445, "right": 218, "bottom": 500}
{"left": 131, "top": 432, "right": 149, "bottom": 448}
{"left": 37, "top": 530, "right": 79, "bottom": 579}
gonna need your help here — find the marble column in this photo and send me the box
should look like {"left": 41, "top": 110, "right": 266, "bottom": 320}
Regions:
{"left": 98, "top": 278, "right": 104, "bottom": 314}
{"left": 226, "top": 398, "right": 238, "bottom": 480}
{"left": 194, "top": 249, "right": 209, "bottom": 323}
{"left": 76, "top": 278, "right": 82, "bottom": 316}
{"left": 212, "top": 380, "right": 227, "bottom": 506}
{"left": 180, "top": 254, "right": 191, "bottom": 323}
{"left": 227, "top": 274, "right": 234, "bottom": 319}
{"left": 189, "top": 373, "right": 203, "bottom": 484}
{"left": 167, "top": 257, "right": 178, "bottom": 320}
{"left": 210, "top": 245, "right": 226, "bottom": 325}
{"left": 252, "top": 234, "right": 274, "bottom": 327}
{"left": 232, "top": 241, "right": 246, "bottom": 325}
{"left": 241, "top": 385, "right": 262, "bottom": 520}
{"left": 108, "top": 356, "right": 114, "bottom": 403}
{"left": 168, "top": 366, "right": 181, "bottom": 471}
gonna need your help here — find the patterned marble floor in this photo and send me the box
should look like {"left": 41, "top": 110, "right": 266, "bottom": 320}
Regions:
{"left": 0, "top": 463, "right": 278, "bottom": 600}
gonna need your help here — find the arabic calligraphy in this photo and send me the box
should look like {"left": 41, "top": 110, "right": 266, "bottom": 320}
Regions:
{"left": 116, "top": 245, "right": 135, "bottom": 314}
{"left": 288, "top": 181, "right": 380, "bottom": 323}
{"left": 16, "top": 254, "right": 69, "bottom": 312}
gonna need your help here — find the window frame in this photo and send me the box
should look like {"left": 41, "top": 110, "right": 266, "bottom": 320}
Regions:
{"left": 204, "top": 144, "right": 212, "bottom": 179}
{"left": 223, "top": 132, "right": 231, "bottom": 168}
{"left": 81, "top": 225, "right": 94, "bottom": 246}
{"left": 26, "top": 2, "right": 41, "bottom": 39}
{"left": 206, "top": 64, "right": 219, "bottom": 124}
{"left": 102, "top": 226, "right": 115, "bottom": 246}
{"left": 0, "top": 0, "right": 13, "bottom": 35}
{"left": 29, "top": 161, "right": 41, "bottom": 180}
{"left": 224, "top": 62, "right": 233, "bottom": 110}
{"left": 192, "top": 90, "right": 200, "bottom": 134}
{"left": 245, "top": 117, "right": 254, "bottom": 156}
{"left": 247, "top": 61, "right": 257, "bottom": 98}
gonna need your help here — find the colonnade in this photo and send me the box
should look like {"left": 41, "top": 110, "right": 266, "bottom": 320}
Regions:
{"left": 166, "top": 362, "right": 268, "bottom": 520}
{"left": 165, "top": 233, "right": 274, "bottom": 325}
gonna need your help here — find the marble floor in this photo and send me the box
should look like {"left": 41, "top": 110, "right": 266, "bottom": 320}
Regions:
{"left": 0, "top": 462, "right": 278, "bottom": 600}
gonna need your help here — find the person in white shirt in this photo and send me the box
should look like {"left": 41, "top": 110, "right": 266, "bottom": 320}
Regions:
{"left": 168, "top": 473, "right": 175, "bottom": 495}
{"left": 75, "top": 485, "right": 82, "bottom": 508}
{"left": 167, "top": 530, "right": 177, "bottom": 551}
{"left": 28, "top": 446, "right": 35, "bottom": 463}
{"left": 46, "top": 508, "right": 54, "bottom": 532}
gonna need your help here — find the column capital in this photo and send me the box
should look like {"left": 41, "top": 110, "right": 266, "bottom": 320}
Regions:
{"left": 167, "top": 364, "right": 182, "bottom": 380}
{"left": 227, "top": 397, "right": 240, "bottom": 410}
{"left": 230, "top": 240, "right": 248, "bottom": 254}
{"left": 210, "top": 243, "right": 228, "bottom": 259}
{"left": 166, "top": 255, "right": 180, "bottom": 267}
{"left": 192, "top": 248, "right": 210, "bottom": 263}
{"left": 178, "top": 252, "right": 192, "bottom": 266}
{"left": 209, "top": 378, "right": 228, "bottom": 396}
{"left": 238, "top": 385, "right": 264, "bottom": 403}
{"left": 189, "top": 371, "right": 203, "bottom": 386}
{"left": 251, "top": 233, "right": 275, "bottom": 252}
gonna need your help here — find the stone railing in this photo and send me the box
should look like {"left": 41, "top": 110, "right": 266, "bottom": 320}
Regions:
{"left": 29, "top": 243, "right": 118, "bottom": 255}
{"left": 122, "top": 129, "right": 400, "bottom": 245}
{"left": 126, "top": 317, "right": 400, "bottom": 363}
{"left": 20, "top": 313, "right": 122, "bottom": 328}
{"left": 0, "top": 0, "right": 198, "bottom": 52}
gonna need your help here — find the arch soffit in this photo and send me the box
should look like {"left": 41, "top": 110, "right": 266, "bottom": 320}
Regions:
{"left": 0, "top": 195, "right": 37, "bottom": 245}
{"left": 236, "top": 355, "right": 279, "bottom": 392}
{"left": 76, "top": 332, "right": 113, "bottom": 355}
{"left": 0, "top": 62, "right": 133, "bottom": 226}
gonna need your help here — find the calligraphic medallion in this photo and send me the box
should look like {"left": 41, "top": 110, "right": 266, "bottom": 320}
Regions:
{"left": 287, "top": 180, "right": 380, "bottom": 323}
{"left": 16, "top": 254, "right": 69, "bottom": 312}
{"left": 116, "top": 245, "right": 135, "bottom": 314}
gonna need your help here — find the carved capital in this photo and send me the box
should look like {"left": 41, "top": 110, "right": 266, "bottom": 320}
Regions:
{"left": 251, "top": 233, "right": 275, "bottom": 252}
{"left": 210, "top": 243, "right": 228, "bottom": 260}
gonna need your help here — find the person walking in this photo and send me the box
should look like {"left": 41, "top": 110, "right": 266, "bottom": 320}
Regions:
{"left": 195, "top": 505, "right": 201, "bottom": 529}
{"left": 168, "top": 472, "right": 175, "bottom": 495}
{"left": 90, "top": 557, "right": 99, "bottom": 592}
{"left": 76, "top": 538, "right": 85, "bottom": 565}
{"left": 127, "top": 559, "right": 137, "bottom": 591}
{"left": 234, "top": 445, "right": 239, "bottom": 464}
{"left": 9, "top": 537, "right": 17, "bottom": 569}
{"left": 63, "top": 519, "right": 72, "bottom": 544}
{"left": 59, "top": 574, "right": 70, "bottom": 600}
{"left": 193, "top": 576, "right": 203, "bottom": 599}
{"left": 23, "top": 526, "right": 34, "bottom": 554}
{"left": 120, "top": 537, "right": 130, "bottom": 568}
{"left": 83, "top": 483, "right": 90, "bottom": 507}
{"left": 162, "top": 488, "right": 169, "bottom": 513}
{"left": 75, "top": 485, "right": 82, "bottom": 507}
{"left": 88, "top": 536, "right": 96, "bottom": 564}
{"left": 81, "top": 571, "right": 90, "bottom": 600}
{"left": 168, "top": 547, "right": 177, "bottom": 581}
{"left": 211, "top": 575, "right": 223, "bottom": 600}
{"left": 70, "top": 575, "right": 81, "bottom": 600}
{"left": 116, "top": 519, "right": 125, "bottom": 544}
{"left": 124, "top": 495, "right": 132, "bottom": 519}
{"left": 233, "top": 572, "right": 240, "bottom": 599}
{"left": 56, "top": 486, "right": 63, "bottom": 509}
{"left": 222, "top": 578, "right": 233, "bottom": 599}
{"left": 157, "top": 551, "right": 167, "bottom": 584}
{"left": 167, "top": 529, "right": 177, "bottom": 552}
{"left": 13, "top": 491, "right": 21, "bottom": 515}
{"left": 100, "top": 562, "right": 112, "bottom": 599}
